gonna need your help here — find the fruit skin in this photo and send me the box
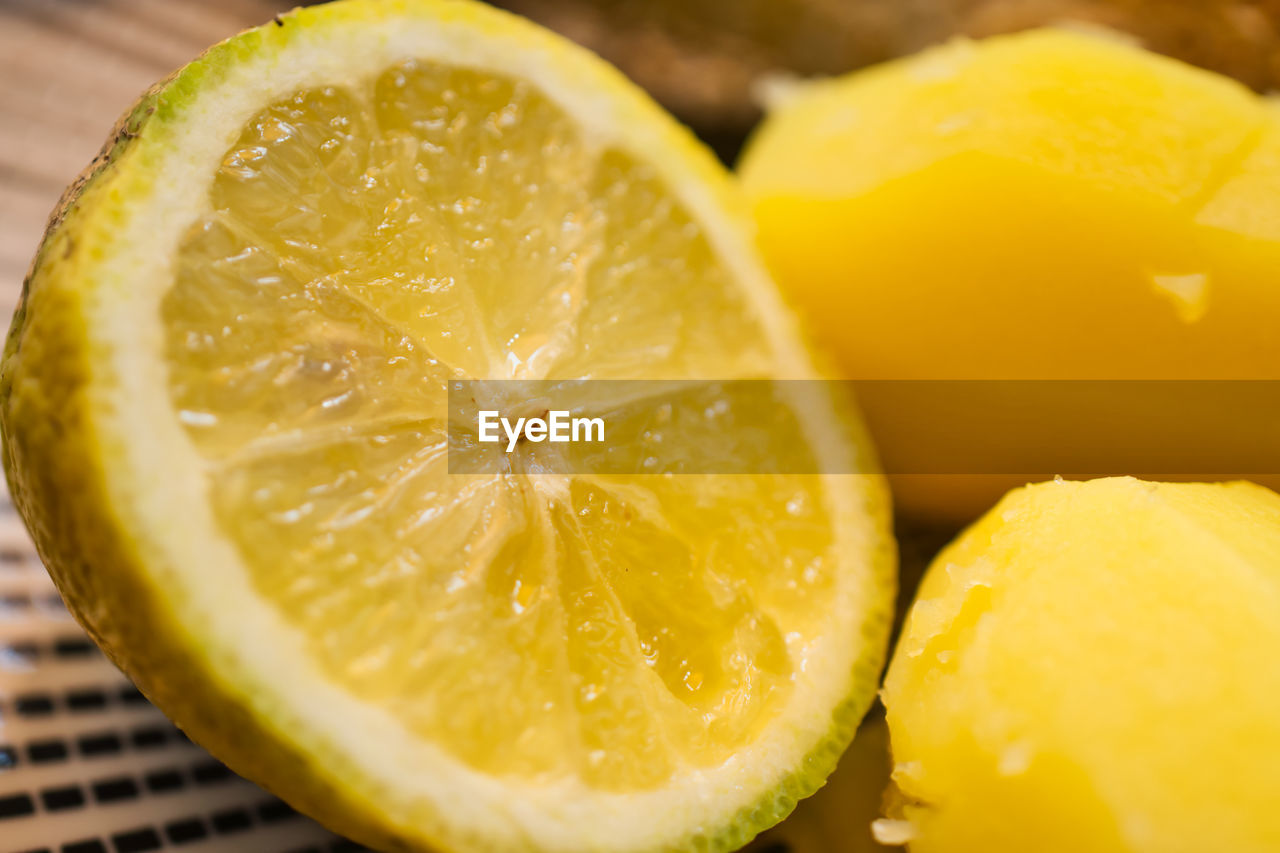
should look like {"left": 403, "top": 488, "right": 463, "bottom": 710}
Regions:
{"left": 738, "top": 28, "right": 1280, "bottom": 524}
{"left": 0, "top": 2, "right": 896, "bottom": 851}
{"left": 881, "top": 477, "right": 1280, "bottom": 853}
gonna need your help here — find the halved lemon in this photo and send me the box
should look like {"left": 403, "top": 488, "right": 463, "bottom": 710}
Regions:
{"left": 1, "top": 1, "right": 894, "bottom": 851}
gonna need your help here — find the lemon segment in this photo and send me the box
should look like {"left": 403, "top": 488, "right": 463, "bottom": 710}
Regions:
{"left": 164, "top": 59, "right": 832, "bottom": 791}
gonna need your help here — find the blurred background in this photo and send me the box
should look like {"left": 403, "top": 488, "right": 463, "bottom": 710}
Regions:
{"left": 6, "top": 0, "right": 1280, "bottom": 321}
{"left": 2, "top": 1, "right": 1280, "bottom": 851}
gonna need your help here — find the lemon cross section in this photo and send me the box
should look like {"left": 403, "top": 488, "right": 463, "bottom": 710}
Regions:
{"left": 1, "top": 2, "right": 894, "bottom": 852}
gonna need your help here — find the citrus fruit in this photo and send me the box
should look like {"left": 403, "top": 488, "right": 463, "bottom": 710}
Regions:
{"left": 738, "top": 28, "right": 1280, "bottom": 522}
{"left": 881, "top": 476, "right": 1280, "bottom": 852}
{"left": 0, "top": 1, "right": 894, "bottom": 851}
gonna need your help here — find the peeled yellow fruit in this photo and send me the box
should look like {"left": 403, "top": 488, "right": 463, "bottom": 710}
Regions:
{"left": 881, "top": 477, "right": 1280, "bottom": 853}
{"left": 739, "top": 29, "right": 1280, "bottom": 522}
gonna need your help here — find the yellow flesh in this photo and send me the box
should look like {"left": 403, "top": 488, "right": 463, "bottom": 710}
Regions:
{"left": 161, "top": 63, "right": 839, "bottom": 791}
{"left": 882, "top": 478, "right": 1280, "bottom": 853}
{"left": 738, "top": 29, "right": 1280, "bottom": 520}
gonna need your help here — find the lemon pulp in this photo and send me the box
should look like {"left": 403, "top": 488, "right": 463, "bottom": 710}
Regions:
{"left": 162, "top": 62, "right": 840, "bottom": 791}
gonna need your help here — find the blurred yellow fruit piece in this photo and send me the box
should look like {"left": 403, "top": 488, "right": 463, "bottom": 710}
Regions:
{"left": 882, "top": 477, "right": 1280, "bottom": 852}
{"left": 740, "top": 29, "right": 1280, "bottom": 521}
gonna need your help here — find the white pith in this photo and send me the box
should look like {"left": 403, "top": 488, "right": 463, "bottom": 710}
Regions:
{"left": 77, "top": 3, "right": 882, "bottom": 850}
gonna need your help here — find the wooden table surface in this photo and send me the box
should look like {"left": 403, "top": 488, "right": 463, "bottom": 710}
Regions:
{"left": 0, "top": 0, "right": 297, "bottom": 327}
